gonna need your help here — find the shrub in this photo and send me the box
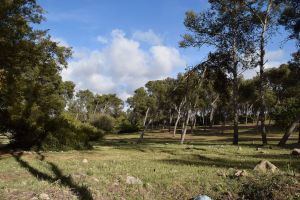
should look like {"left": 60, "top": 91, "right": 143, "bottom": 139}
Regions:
{"left": 91, "top": 114, "right": 115, "bottom": 132}
{"left": 116, "top": 116, "right": 139, "bottom": 133}
{"left": 35, "top": 113, "right": 103, "bottom": 151}
{"left": 239, "top": 175, "right": 297, "bottom": 200}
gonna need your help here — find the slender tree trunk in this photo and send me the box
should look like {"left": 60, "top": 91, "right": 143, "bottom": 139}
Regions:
{"left": 138, "top": 107, "right": 150, "bottom": 143}
{"left": 253, "top": 0, "right": 273, "bottom": 144}
{"left": 173, "top": 114, "right": 181, "bottom": 137}
{"left": 259, "top": 29, "right": 267, "bottom": 145}
{"left": 173, "top": 97, "right": 186, "bottom": 137}
{"left": 181, "top": 109, "right": 191, "bottom": 144}
{"left": 209, "top": 95, "right": 219, "bottom": 127}
{"left": 193, "top": 116, "right": 197, "bottom": 130}
{"left": 232, "top": 48, "right": 239, "bottom": 145}
{"left": 278, "top": 113, "right": 300, "bottom": 146}
{"left": 168, "top": 109, "right": 173, "bottom": 132}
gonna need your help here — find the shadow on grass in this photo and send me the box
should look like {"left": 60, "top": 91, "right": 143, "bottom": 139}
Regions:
{"left": 12, "top": 152, "right": 93, "bottom": 200}
{"left": 159, "top": 153, "right": 300, "bottom": 172}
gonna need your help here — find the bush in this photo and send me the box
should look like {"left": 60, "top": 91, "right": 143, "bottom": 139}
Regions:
{"left": 36, "top": 113, "right": 103, "bottom": 151}
{"left": 116, "top": 116, "right": 139, "bottom": 133}
{"left": 91, "top": 114, "right": 115, "bottom": 132}
{"left": 239, "top": 175, "right": 297, "bottom": 200}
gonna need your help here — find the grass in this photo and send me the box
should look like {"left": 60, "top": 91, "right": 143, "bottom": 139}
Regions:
{"left": 0, "top": 125, "right": 300, "bottom": 199}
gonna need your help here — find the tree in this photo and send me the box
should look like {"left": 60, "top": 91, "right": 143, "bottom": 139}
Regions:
{"left": 0, "top": 0, "right": 72, "bottom": 148}
{"left": 127, "top": 87, "right": 156, "bottom": 143}
{"left": 246, "top": 0, "right": 281, "bottom": 145}
{"left": 180, "top": 0, "right": 255, "bottom": 144}
{"left": 265, "top": 64, "right": 300, "bottom": 145}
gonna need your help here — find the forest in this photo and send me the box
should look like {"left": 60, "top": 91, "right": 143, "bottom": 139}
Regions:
{"left": 0, "top": 0, "right": 299, "bottom": 200}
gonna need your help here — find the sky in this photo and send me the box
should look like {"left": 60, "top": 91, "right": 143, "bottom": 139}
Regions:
{"left": 37, "top": 0, "right": 297, "bottom": 100}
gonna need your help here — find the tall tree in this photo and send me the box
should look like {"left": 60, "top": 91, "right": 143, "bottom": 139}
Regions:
{"left": 180, "top": 0, "right": 255, "bottom": 144}
{"left": 246, "top": 0, "right": 281, "bottom": 144}
{"left": 0, "top": 0, "right": 71, "bottom": 148}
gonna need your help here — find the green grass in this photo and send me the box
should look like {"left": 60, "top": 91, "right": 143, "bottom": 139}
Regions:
{"left": 0, "top": 125, "right": 300, "bottom": 199}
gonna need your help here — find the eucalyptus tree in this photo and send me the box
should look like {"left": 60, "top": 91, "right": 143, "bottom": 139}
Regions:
{"left": 73, "top": 90, "right": 94, "bottom": 121}
{"left": 245, "top": 0, "right": 281, "bottom": 144}
{"left": 265, "top": 64, "right": 300, "bottom": 145}
{"left": 93, "top": 94, "right": 123, "bottom": 118}
{"left": 180, "top": 0, "right": 256, "bottom": 144}
{"left": 127, "top": 87, "right": 156, "bottom": 142}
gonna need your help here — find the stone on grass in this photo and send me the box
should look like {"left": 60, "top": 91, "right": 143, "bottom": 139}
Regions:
{"left": 234, "top": 170, "right": 248, "bottom": 177}
{"left": 254, "top": 160, "right": 278, "bottom": 173}
{"left": 256, "top": 147, "right": 262, "bottom": 151}
{"left": 192, "top": 195, "right": 212, "bottom": 200}
{"left": 82, "top": 159, "right": 88, "bottom": 163}
{"left": 126, "top": 176, "right": 143, "bottom": 185}
{"left": 39, "top": 193, "right": 50, "bottom": 200}
{"left": 237, "top": 146, "right": 242, "bottom": 151}
{"left": 291, "top": 148, "right": 300, "bottom": 156}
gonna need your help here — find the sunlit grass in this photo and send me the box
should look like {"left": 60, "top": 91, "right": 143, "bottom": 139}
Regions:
{"left": 0, "top": 125, "right": 299, "bottom": 199}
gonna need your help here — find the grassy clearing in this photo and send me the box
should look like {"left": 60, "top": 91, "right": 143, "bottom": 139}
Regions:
{"left": 0, "top": 125, "right": 300, "bottom": 200}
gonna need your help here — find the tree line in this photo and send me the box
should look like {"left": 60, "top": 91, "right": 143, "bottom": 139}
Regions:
{"left": 0, "top": 0, "right": 299, "bottom": 150}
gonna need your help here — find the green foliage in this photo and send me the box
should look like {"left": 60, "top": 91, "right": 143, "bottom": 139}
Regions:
{"left": 239, "top": 175, "right": 296, "bottom": 200}
{"left": 116, "top": 116, "right": 139, "bottom": 133}
{"left": 91, "top": 114, "right": 116, "bottom": 132}
{"left": 38, "top": 113, "right": 103, "bottom": 151}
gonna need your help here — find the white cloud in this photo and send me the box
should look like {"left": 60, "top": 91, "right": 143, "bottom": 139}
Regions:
{"left": 61, "top": 29, "right": 186, "bottom": 100}
{"left": 96, "top": 36, "right": 108, "bottom": 44}
{"left": 132, "top": 29, "right": 163, "bottom": 45}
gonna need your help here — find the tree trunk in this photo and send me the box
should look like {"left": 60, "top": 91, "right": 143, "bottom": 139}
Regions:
{"left": 232, "top": 53, "right": 239, "bottom": 145}
{"left": 173, "top": 98, "right": 186, "bottom": 137}
{"left": 173, "top": 114, "right": 181, "bottom": 137}
{"left": 209, "top": 95, "right": 219, "bottom": 127}
{"left": 168, "top": 109, "right": 173, "bottom": 132}
{"left": 278, "top": 113, "right": 300, "bottom": 146}
{"left": 259, "top": 28, "right": 267, "bottom": 145}
{"left": 181, "top": 109, "right": 191, "bottom": 144}
{"left": 231, "top": 19, "right": 239, "bottom": 145}
{"left": 138, "top": 107, "right": 150, "bottom": 143}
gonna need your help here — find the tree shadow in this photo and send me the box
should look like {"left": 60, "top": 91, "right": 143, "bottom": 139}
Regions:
{"left": 12, "top": 152, "right": 93, "bottom": 200}
{"left": 159, "top": 153, "right": 300, "bottom": 172}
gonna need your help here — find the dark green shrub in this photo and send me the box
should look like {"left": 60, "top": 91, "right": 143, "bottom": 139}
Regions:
{"left": 35, "top": 113, "right": 103, "bottom": 151}
{"left": 116, "top": 116, "right": 139, "bottom": 133}
{"left": 91, "top": 114, "right": 115, "bottom": 132}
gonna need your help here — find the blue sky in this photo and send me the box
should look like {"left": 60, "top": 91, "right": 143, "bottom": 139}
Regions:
{"left": 37, "top": 0, "right": 297, "bottom": 99}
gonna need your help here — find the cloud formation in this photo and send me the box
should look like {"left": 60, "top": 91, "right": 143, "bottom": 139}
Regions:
{"left": 61, "top": 29, "right": 186, "bottom": 100}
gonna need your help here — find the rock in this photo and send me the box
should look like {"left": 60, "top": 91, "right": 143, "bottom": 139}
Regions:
{"left": 256, "top": 147, "right": 262, "bottom": 151}
{"left": 291, "top": 148, "right": 300, "bottom": 156}
{"left": 192, "top": 195, "right": 212, "bottom": 200}
{"left": 82, "top": 159, "right": 88, "bottom": 163}
{"left": 254, "top": 160, "right": 279, "bottom": 173}
{"left": 39, "top": 193, "right": 50, "bottom": 200}
{"left": 237, "top": 146, "right": 242, "bottom": 151}
{"left": 126, "top": 176, "right": 143, "bottom": 185}
{"left": 234, "top": 170, "right": 248, "bottom": 177}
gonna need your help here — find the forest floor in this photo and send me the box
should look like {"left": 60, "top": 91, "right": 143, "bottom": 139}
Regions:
{"left": 0, "top": 125, "right": 300, "bottom": 200}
